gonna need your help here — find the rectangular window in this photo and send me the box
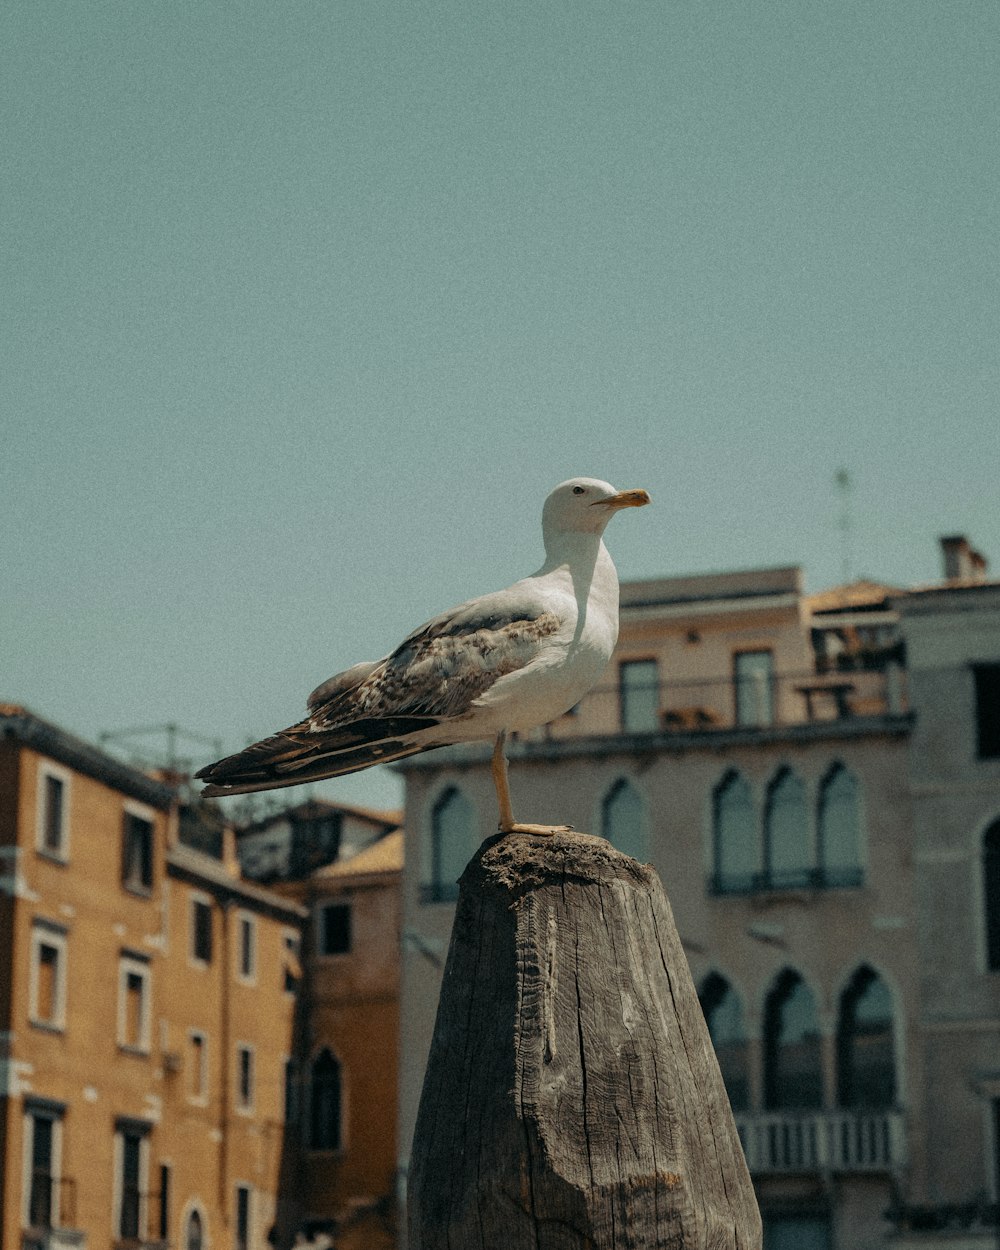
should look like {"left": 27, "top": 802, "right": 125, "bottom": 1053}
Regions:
{"left": 38, "top": 768, "right": 68, "bottom": 859}
{"left": 236, "top": 1045, "right": 254, "bottom": 1112}
{"left": 29, "top": 924, "right": 67, "bottom": 1030}
{"left": 734, "top": 650, "right": 774, "bottom": 727}
{"left": 235, "top": 1184, "right": 251, "bottom": 1250}
{"left": 116, "top": 1122, "right": 149, "bottom": 1241}
{"left": 974, "top": 664, "right": 1000, "bottom": 759}
{"left": 237, "top": 913, "right": 256, "bottom": 981}
{"left": 191, "top": 898, "right": 213, "bottom": 964}
{"left": 118, "top": 955, "right": 151, "bottom": 1052}
{"left": 319, "top": 903, "right": 351, "bottom": 956}
{"left": 284, "top": 1058, "right": 298, "bottom": 1126}
{"left": 619, "top": 659, "right": 660, "bottom": 732}
{"left": 158, "top": 1163, "right": 171, "bottom": 1241}
{"left": 189, "top": 1032, "right": 207, "bottom": 1101}
{"left": 122, "top": 810, "right": 154, "bottom": 893}
{"left": 24, "top": 1106, "right": 62, "bottom": 1230}
{"left": 283, "top": 931, "right": 301, "bottom": 995}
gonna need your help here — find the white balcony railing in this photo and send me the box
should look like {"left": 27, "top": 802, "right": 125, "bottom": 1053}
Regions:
{"left": 734, "top": 1110, "right": 906, "bottom": 1174}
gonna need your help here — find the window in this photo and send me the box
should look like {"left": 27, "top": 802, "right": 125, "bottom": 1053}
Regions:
{"left": 763, "top": 969, "right": 823, "bottom": 1110}
{"left": 235, "top": 1184, "right": 251, "bottom": 1250}
{"left": 191, "top": 897, "right": 213, "bottom": 965}
{"left": 185, "top": 1208, "right": 204, "bottom": 1250}
{"left": 29, "top": 923, "right": 67, "bottom": 1030}
{"left": 37, "top": 766, "right": 68, "bottom": 860}
{"left": 283, "top": 930, "right": 301, "bottom": 994}
{"left": 817, "top": 765, "right": 863, "bottom": 887}
{"left": 158, "top": 1164, "right": 171, "bottom": 1242}
{"left": 985, "top": 820, "right": 1000, "bottom": 972}
{"left": 974, "top": 664, "right": 1000, "bottom": 759}
{"left": 309, "top": 1049, "right": 342, "bottom": 1151}
{"left": 600, "top": 779, "right": 647, "bottom": 862}
{"left": 118, "top": 955, "right": 151, "bottom": 1052}
{"left": 122, "top": 808, "right": 154, "bottom": 893}
{"left": 424, "top": 786, "right": 477, "bottom": 903}
{"left": 318, "top": 903, "right": 351, "bottom": 956}
{"left": 764, "top": 770, "right": 810, "bottom": 889}
{"left": 237, "top": 913, "right": 256, "bottom": 981}
{"left": 837, "top": 966, "right": 895, "bottom": 1108}
{"left": 24, "top": 1102, "right": 63, "bottom": 1230}
{"left": 734, "top": 651, "right": 774, "bottom": 727}
{"left": 189, "top": 1032, "right": 207, "bottom": 1101}
{"left": 619, "top": 659, "right": 660, "bottom": 732}
{"left": 115, "top": 1122, "right": 149, "bottom": 1241}
{"left": 698, "top": 975, "right": 750, "bottom": 1110}
{"left": 236, "top": 1045, "right": 254, "bottom": 1112}
{"left": 712, "top": 771, "right": 757, "bottom": 893}
{"left": 762, "top": 1211, "right": 832, "bottom": 1250}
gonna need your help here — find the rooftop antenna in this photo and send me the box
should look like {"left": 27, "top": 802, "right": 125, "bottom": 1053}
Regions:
{"left": 99, "top": 722, "right": 223, "bottom": 779}
{"left": 834, "top": 467, "right": 854, "bottom": 584}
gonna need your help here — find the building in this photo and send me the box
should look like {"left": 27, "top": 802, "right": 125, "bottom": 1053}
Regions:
{"left": 397, "top": 541, "right": 1000, "bottom": 1249}
{"left": 0, "top": 705, "right": 305, "bottom": 1250}
{"left": 269, "top": 830, "right": 403, "bottom": 1250}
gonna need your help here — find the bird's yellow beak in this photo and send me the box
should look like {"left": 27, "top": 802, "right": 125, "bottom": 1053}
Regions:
{"left": 592, "top": 488, "right": 651, "bottom": 510}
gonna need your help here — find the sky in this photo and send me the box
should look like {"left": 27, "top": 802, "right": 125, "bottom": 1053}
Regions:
{"left": 4, "top": 1, "right": 998, "bottom": 813}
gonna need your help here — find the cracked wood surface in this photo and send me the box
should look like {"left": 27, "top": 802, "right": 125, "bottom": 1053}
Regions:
{"left": 408, "top": 830, "right": 762, "bottom": 1249}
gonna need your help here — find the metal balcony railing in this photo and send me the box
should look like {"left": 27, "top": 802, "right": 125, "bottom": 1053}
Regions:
{"left": 531, "top": 665, "right": 908, "bottom": 743}
{"left": 734, "top": 1109, "right": 906, "bottom": 1174}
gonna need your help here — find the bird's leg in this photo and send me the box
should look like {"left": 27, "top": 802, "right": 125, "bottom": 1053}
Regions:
{"left": 492, "top": 731, "right": 574, "bottom": 837}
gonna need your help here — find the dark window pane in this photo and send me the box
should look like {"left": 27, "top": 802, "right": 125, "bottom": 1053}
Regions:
{"left": 120, "top": 1131, "right": 142, "bottom": 1238}
{"left": 765, "top": 770, "right": 810, "bottom": 889}
{"left": 236, "top": 1185, "right": 250, "bottom": 1250}
{"left": 123, "top": 814, "right": 154, "bottom": 891}
{"left": 426, "top": 788, "right": 477, "bottom": 903}
{"left": 984, "top": 822, "right": 1000, "bottom": 972}
{"left": 320, "top": 904, "right": 351, "bottom": 955}
{"left": 713, "top": 772, "right": 757, "bottom": 892}
{"left": 193, "top": 901, "right": 213, "bottom": 963}
{"left": 43, "top": 775, "right": 64, "bottom": 854}
{"left": 29, "top": 1114, "right": 54, "bottom": 1228}
{"left": 764, "top": 970, "right": 823, "bottom": 1109}
{"left": 837, "top": 966, "right": 895, "bottom": 1108}
{"left": 601, "top": 780, "right": 646, "bottom": 862}
{"left": 974, "top": 664, "right": 1000, "bottom": 759}
{"left": 699, "top": 975, "right": 750, "bottom": 1110}
{"left": 620, "top": 660, "right": 659, "bottom": 732}
{"left": 310, "top": 1049, "right": 342, "bottom": 1151}
{"left": 818, "top": 766, "right": 862, "bottom": 885}
{"left": 735, "top": 651, "right": 774, "bottom": 727}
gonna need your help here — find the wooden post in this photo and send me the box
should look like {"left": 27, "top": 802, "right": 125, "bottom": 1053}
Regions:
{"left": 408, "top": 830, "right": 761, "bottom": 1249}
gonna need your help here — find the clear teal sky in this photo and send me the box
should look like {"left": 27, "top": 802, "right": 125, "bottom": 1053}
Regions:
{"left": 5, "top": 2, "right": 998, "bottom": 811}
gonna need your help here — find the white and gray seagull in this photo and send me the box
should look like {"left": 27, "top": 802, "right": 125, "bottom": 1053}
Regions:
{"left": 197, "top": 477, "right": 650, "bottom": 835}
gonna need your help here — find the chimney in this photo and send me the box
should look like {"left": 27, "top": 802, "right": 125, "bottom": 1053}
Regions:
{"left": 940, "top": 535, "right": 988, "bottom": 583}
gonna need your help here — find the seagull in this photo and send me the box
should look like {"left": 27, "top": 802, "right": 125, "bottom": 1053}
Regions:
{"left": 196, "top": 477, "right": 650, "bottom": 835}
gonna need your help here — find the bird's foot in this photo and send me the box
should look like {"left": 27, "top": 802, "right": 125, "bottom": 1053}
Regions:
{"left": 499, "top": 822, "right": 575, "bottom": 838}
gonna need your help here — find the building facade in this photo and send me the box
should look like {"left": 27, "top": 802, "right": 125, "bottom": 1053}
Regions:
{"left": 0, "top": 706, "right": 304, "bottom": 1250}
{"left": 397, "top": 548, "right": 1000, "bottom": 1249}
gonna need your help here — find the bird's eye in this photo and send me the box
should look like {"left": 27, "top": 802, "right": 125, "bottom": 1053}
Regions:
{"left": 572, "top": 486, "right": 586, "bottom": 495}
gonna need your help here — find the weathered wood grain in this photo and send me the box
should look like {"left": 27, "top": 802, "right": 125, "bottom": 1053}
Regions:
{"left": 408, "top": 830, "right": 762, "bottom": 1249}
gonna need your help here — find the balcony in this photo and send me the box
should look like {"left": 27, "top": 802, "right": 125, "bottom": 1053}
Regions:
{"left": 734, "top": 1110, "right": 907, "bottom": 1175}
{"left": 535, "top": 665, "right": 908, "bottom": 743}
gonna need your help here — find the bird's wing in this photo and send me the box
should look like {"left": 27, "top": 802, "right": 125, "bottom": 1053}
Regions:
{"left": 196, "top": 590, "right": 562, "bottom": 795}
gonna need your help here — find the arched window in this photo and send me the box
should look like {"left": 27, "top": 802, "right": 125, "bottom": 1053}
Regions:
{"left": 601, "top": 779, "right": 647, "bottom": 862}
{"left": 985, "top": 820, "right": 1000, "bottom": 972}
{"left": 424, "top": 787, "right": 478, "bottom": 903}
{"left": 763, "top": 969, "right": 823, "bottom": 1109}
{"left": 764, "top": 770, "right": 810, "bottom": 889}
{"left": 837, "top": 966, "right": 895, "bottom": 1108}
{"left": 713, "top": 772, "right": 757, "bottom": 894}
{"left": 699, "top": 974, "right": 750, "bottom": 1110}
{"left": 185, "top": 1210, "right": 203, "bottom": 1250}
{"left": 309, "top": 1049, "right": 342, "bottom": 1151}
{"left": 818, "top": 765, "right": 862, "bottom": 887}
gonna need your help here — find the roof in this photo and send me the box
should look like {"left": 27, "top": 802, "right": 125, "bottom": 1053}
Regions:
{"left": 235, "top": 796, "right": 402, "bottom": 837}
{"left": 0, "top": 704, "right": 175, "bottom": 810}
{"left": 166, "top": 842, "right": 307, "bottom": 920}
{"left": 310, "top": 829, "right": 404, "bottom": 881}
{"left": 620, "top": 566, "right": 802, "bottom": 611}
{"left": 805, "top": 580, "right": 903, "bottom": 614}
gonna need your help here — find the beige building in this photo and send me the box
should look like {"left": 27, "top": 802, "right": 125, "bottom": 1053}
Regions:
{"left": 0, "top": 705, "right": 305, "bottom": 1250}
{"left": 398, "top": 546, "right": 999, "bottom": 1249}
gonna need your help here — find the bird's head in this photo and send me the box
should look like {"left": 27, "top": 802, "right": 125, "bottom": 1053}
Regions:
{"left": 543, "top": 477, "right": 651, "bottom": 538}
